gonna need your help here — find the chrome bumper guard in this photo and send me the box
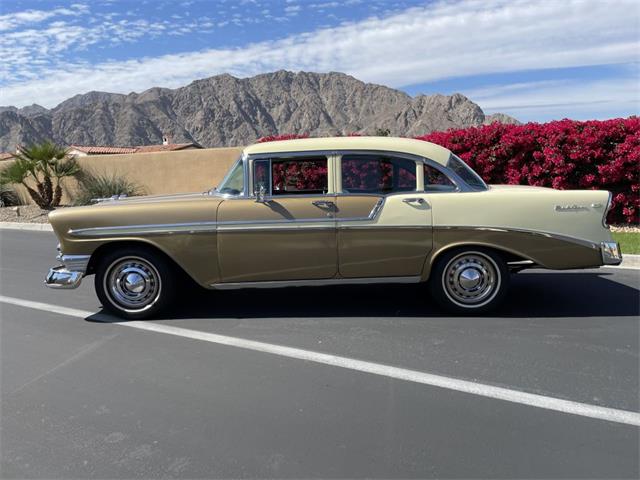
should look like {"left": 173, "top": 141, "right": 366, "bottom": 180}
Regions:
{"left": 45, "top": 266, "right": 83, "bottom": 289}
{"left": 601, "top": 241, "right": 622, "bottom": 265}
{"left": 45, "top": 254, "right": 90, "bottom": 289}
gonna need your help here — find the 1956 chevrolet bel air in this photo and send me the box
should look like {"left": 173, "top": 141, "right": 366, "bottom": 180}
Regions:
{"left": 46, "top": 137, "right": 622, "bottom": 318}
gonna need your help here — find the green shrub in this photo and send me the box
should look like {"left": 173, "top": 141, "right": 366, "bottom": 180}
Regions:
{"left": 74, "top": 171, "right": 144, "bottom": 206}
{"left": 0, "top": 182, "right": 22, "bottom": 207}
{"left": 0, "top": 141, "right": 80, "bottom": 209}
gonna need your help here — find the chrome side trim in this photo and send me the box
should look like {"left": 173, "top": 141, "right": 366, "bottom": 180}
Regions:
{"left": 602, "top": 191, "right": 612, "bottom": 228}
{"left": 218, "top": 226, "right": 335, "bottom": 233}
{"left": 69, "top": 198, "right": 389, "bottom": 237}
{"left": 435, "top": 225, "right": 600, "bottom": 250}
{"left": 69, "top": 222, "right": 219, "bottom": 237}
{"left": 210, "top": 276, "right": 422, "bottom": 290}
{"left": 368, "top": 197, "right": 385, "bottom": 219}
{"left": 338, "top": 225, "right": 429, "bottom": 230}
{"left": 506, "top": 260, "right": 536, "bottom": 266}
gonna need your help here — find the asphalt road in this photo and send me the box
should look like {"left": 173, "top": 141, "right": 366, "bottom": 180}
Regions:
{"left": 1, "top": 229, "right": 639, "bottom": 479}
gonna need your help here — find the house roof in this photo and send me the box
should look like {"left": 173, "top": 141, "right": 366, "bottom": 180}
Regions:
{"left": 69, "top": 143, "right": 201, "bottom": 155}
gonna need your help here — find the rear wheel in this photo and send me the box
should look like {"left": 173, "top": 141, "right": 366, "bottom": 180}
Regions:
{"left": 95, "top": 246, "right": 176, "bottom": 320}
{"left": 429, "top": 248, "right": 509, "bottom": 314}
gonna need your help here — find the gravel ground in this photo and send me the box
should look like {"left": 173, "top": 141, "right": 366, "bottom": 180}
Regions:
{"left": 1, "top": 205, "right": 639, "bottom": 232}
{"left": 0, "top": 205, "right": 57, "bottom": 223}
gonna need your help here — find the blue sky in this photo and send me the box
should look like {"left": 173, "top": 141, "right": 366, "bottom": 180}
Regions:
{"left": 1, "top": 0, "right": 638, "bottom": 122}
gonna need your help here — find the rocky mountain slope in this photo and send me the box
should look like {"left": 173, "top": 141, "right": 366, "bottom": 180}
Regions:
{"left": 0, "top": 71, "right": 518, "bottom": 151}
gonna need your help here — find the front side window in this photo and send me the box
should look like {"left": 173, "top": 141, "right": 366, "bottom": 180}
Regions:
{"left": 254, "top": 156, "right": 328, "bottom": 196}
{"left": 341, "top": 154, "right": 416, "bottom": 194}
{"left": 446, "top": 154, "right": 487, "bottom": 191}
{"left": 216, "top": 158, "right": 244, "bottom": 195}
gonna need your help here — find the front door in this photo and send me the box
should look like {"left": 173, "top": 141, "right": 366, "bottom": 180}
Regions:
{"left": 217, "top": 154, "right": 337, "bottom": 283}
{"left": 336, "top": 153, "right": 432, "bottom": 278}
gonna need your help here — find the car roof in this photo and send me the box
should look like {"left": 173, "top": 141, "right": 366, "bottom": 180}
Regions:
{"left": 243, "top": 136, "right": 452, "bottom": 166}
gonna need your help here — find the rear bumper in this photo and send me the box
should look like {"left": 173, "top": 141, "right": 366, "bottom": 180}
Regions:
{"left": 601, "top": 241, "right": 622, "bottom": 265}
{"left": 44, "top": 254, "right": 90, "bottom": 289}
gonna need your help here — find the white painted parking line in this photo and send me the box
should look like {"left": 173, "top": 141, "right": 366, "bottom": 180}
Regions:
{"left": 2, "top": 294, "right": 639, "bottom": 427}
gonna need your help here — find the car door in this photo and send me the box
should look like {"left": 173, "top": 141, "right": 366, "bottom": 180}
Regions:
{"left": 216, "top": 154, "right": 337, "bottom": 283}
{"left": 335, "top": 153, "right": 433, "bottom": 278}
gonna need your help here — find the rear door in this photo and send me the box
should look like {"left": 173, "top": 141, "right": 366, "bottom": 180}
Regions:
{"left": 335, "top": 153, "right": 432, "bottom": 278}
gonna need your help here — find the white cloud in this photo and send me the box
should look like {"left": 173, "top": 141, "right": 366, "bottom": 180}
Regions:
{"left": 2, "top": 0, "right": 639, "bottom": 113}
{"left": 0, "top": 4, "right": 89, "bottom": 31}
{"left": 467, "top": 75, "right": 640, "bottom": 121}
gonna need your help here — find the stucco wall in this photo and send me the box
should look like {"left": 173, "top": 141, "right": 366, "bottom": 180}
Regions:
{"left": 3, "top": 147, "right": 243, "bottom": 205}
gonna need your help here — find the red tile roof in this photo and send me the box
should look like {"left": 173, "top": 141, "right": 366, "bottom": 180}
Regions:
{"left": 69, "top": 146, "right": 138, "bottom": 154}
{"left": 69, "top": 143, "right": 201, "bottom": 155}
{"left": 134, "top": 143, "right": 200, "bottom": 153}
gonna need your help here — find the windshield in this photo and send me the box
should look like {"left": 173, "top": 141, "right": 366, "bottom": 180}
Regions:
{"left": 215, "top": 158, "right": 244, "bottom": 196}
{"left": 446, "top": 154, "right": 487, "bottom": 191}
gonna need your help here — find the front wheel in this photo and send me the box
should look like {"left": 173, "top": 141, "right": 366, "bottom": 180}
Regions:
{"left": 428, "top": 248, "right": 509, "bottom": 314}
{"left": 95, "top": 247, "right": 176, "bottom": 320}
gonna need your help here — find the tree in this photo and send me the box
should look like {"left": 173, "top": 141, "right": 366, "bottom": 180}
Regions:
{"left": 0, "top": 141, "right": 80, "bottom": 209}
{"left": 374, "top": 127, "right": 391, "bottom": 137}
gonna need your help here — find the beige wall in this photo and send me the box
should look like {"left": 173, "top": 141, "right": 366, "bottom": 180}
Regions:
{"left": 3, "top": 147, "right": 243, "bottom": 205}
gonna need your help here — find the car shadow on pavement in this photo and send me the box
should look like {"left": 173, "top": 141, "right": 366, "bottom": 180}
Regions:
{"left": 87, "top": 270, "right": 639, "bottom": 322}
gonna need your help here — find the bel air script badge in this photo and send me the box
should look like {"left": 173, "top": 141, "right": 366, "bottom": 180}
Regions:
{"left": 554, "top": 204, "right": 589, "bottom": 212}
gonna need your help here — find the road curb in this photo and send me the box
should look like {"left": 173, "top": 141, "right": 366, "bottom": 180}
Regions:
{"left": 616, "top": 254, "right": 640, "bottom": 270}
{"left": 0, "top": 222, "right": 53, "bottom": 232}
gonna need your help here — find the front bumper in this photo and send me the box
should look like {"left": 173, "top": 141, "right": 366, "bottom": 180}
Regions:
{"left": 45, "top": 254, "right": 91, "bottom": 289}
{"left": 601, "top": 241, "right": 622, "bottom": 265}
{"left": 45, "top": 266, "right": 83, "bottom": 289}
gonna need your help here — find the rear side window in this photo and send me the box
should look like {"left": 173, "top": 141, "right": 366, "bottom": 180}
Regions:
{"left": 446, "top": 154, "right": 487, "bottom": 191}
{"left": 424, "top": 164, "right": 457, "bottom": 192}
{"left": 254, "top": 156, "right": 328, "bottom": 195}
{"left": 341, "top": 154, "right": 416, "bottom": 194}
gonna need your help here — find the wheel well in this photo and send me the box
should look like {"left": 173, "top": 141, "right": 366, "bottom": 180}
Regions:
{"left": 86, "top": 241, "right": 184, "bottom": 277}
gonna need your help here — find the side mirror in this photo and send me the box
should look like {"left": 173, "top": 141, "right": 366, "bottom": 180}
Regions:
{"left": 255, "top": 184, "right": 268, "bottom": 203}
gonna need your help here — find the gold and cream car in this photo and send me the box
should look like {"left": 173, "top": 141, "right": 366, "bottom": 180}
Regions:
{"left": 46, "top": 137, "right": 622, "bottom": 318}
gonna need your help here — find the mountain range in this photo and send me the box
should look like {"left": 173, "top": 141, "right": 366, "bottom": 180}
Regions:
{"left": 0, "top": 71, "right": 518, "bottom": 152}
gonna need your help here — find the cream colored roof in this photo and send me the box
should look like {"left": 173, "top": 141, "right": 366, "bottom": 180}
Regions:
{"left": 243, "top": 136, "right": 452, "bottom": 166}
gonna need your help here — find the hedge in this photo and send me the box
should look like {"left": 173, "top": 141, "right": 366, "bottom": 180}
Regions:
{"left": 416, "top": 118, "right": 639, "bottom": 224}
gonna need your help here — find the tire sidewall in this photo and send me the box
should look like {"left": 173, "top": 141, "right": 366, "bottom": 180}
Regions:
{"left": 429, "top": 247, "right": 509, "bottom": 315}
{"left": 95, "top": 247, "right": 175, "bottom": 320}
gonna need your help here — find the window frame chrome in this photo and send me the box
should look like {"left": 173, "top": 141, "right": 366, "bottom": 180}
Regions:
{"left": 246, "top": 151, "right": 334, "bottom": 200}
{"left": 210, "top": 153, "right": 249, "bottom": 198}
{"left": 243, "top": 148, "right": 474, "bottom": 199}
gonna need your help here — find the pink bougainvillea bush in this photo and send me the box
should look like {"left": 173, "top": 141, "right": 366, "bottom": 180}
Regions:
{"left": 256, "top": 133, "right": 310, "bottom": 143}
{"left": 417, "top": 118, "right": 639, "bottom": 224}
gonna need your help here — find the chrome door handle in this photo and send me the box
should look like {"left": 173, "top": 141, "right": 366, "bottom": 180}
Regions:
{"left": 312, "top": 200, "right": 335, "bottom": 209}
{"left": 402, "top": 198, "right": 425, "bottom": 204}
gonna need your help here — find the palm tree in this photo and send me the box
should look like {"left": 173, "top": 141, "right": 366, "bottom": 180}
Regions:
{"left": 0, "top": 141, "right": 80, "bottom": 209}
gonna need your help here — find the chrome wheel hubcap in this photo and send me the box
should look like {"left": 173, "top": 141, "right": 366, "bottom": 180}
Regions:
{"left": 443, "top": 253, "right": 500, "bottom": 307}
{"left": 105, "top": 257, "right": 161, "bottom": 312}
